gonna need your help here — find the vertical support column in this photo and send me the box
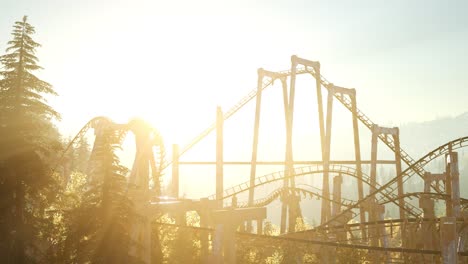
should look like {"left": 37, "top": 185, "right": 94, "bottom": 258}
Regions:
{"left": 288, "top": 194, "right": 300, "bottom": 233}
{"left": 421, "top": 173, "right": 438, "bottom": 261}
{"left": 216, "top": 106, "right": 224, "bottom": 208}
{"left": 421, "top": 172, "right": 436, "bottom": 218}
{"left": 281, "top": 56, "right": 298, "bottom": 233}
{"left": 314, "top": 63, "right": 325, "bottom": 162}
{"left": 321, "top": 85, "right": 334, "bottom": 224}
{"left": 199, "top": 198, "right": 210, "bottom": 263}
{"left": 377, "top": 204, "right": 389, "bottom": 253}
{"left": 223, "top": 223, "right": 236, "bottom": 264}
{"left": 212, "top": 224, "right": 224, "bottom": 263}
{"left": 440, "top": 216, "right": 458, "bottom": 264}
{"left": 287, "top": 57, "right": 298, "bottom": 232}
{"left": 350, "top": 92, "right": 366, "bottom": 240}
{"left": 257, "top": 219, "right": 263, "bottom": 235}
{"left": 248, "top": 68, "right": 264, "bottom": 207}
{"left": 393, "top": 129, "right": 405, "bottom": 220}
{"left": 369, "top": 125, "right": 379, "bottom": 246}
{"left": 332, "top": 174, "right": 342, "bottom": 217}
{"left": 248, "top": 69, "right": 264, "bottom": 232}
{"left": 448, "top": 151, "right": 460, "bottom": 217}
{"left": 369, "top": 125, "right": 379, "bottom": 196}
{"left": 223, "top": 202, "right": 237, "bottom": 264}
{"left": 280, "top": 77, "right": 289, "bottom": 234}
{"left": 420, "top": 174, "right": 436, "bottom": 259}
{"left": 287, "top": 56, "right": 297, "bottom": 190}
{"left": 423, "top": 172, "right": 431, "bottom": 193}
{"left": 314, "top": 62, "right": 328, "bottom": 221}
{"left": 331, "top": 174, "right": 346, "bottom": 243}
{"left": 171, "top": 144, "right": 179, "bottom": 198}
{"left": 445, "top": 153, "right": 453, "bottom": 217}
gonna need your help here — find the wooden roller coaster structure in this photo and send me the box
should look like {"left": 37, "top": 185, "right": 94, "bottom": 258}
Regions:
{"left": 61, "top": 55, "right": 468, "bottom": 263}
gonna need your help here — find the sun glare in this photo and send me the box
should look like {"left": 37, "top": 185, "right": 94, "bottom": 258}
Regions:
{"left": 59, "top": 17, "right": 277, "bottom": 149}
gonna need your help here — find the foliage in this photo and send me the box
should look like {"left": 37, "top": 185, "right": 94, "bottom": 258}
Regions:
{"left": 155, "top": 212, "right": 202, "bottom": 264}
{"left": 335, "top": 248, "right": 367, "bottom": 263}
{"left": 59, "top": 127, "right": 140, "bottom": 263}
{"left": 0, "top": 15, "right": 61, "bottom": 263}
{"left": 62, "top": 136, "right": 91, "bottom": 182}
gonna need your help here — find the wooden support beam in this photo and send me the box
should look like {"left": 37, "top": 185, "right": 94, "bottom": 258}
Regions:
{"left": 281, "top": 55, "right": 299, "bottom": 234}
{"left": 448, "top": 152, "right": 460, "bottom": 217}
{"left": 280, "top": 76, "right": 289, "bottom": 234}
{"left": 321, "top": 82, "right": 334, "bottom": 225}
{"left": 212, "top": 207, "right": 267, "bottom": 263}
{"left": 216, "top": 106, "right": 224, "bottom": 208}
{"left": 445, "top": 152, "right": 453, "bottom": 217}
{"left": 178, "top": 160, "right": 397, "bottom": 165}
{"left": 328, "top": 84, "right": 355, "bottom": 96}
{"left": 171, "top": 144, "right": 179, "bottom": 198}
{"left": 350, "top": 92, "right": 366, "bottom": 241}
{"left": 393, "top": 129, "right": 405, "bottom": 220}
{"left": 292, "top": 55, "right": 320, "bottom": 69}
{"left": 257, "top": 219, "right": 263, "bottom": 235}
{"left": 440, "top": 216, "right": 458, "bottom": 264}
{"left": 247, "top": 68, "right": 264, "bottom": 232}
{"left": 332, "top": 175, "right": 342, "bottom": 217}
{"left": 370, "top": 125, "right": 378, "bottom": 201}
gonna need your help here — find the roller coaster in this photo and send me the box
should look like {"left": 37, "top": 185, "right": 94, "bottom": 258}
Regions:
{"left": 61, "top": 55, "right": 468, "bottom": 263}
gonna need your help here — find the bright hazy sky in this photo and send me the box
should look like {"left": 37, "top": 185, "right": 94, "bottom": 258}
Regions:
{"left": 2, "top": 0, "right": 468, "bottom": 140}
{"left": 1, "top": 0, "right": 468, "bottom": 197}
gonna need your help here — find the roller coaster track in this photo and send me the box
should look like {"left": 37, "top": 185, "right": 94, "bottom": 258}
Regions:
{"left": 296, "top": 217, "right": 467, "bottom": 236}
{"left": 55, "top": 116, "right": 117, "bottom": 169}
{"left": 322, "top": 136, "right": 468, "bottom": 227}
{"left": 378, "top": 191, "right": 468, "bottom": 205}
{"left": 55, "top": 116, "right": 166, "bottom": 179}
{"left": 157, "top": 222, "right": 453, "bottom": 257}
{"left": 235, "top": 186, "right": 356, "bottom": 209}
{"left": 208, "top": 164, "right": 423, "bottom": 217}
{"left": 236, "top": 188, "right": 468, "bottom": 213}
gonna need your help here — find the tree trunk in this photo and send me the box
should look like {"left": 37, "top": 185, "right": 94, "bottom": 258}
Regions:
{"left": 14, "top": 177, "right": 25, "bottom": 264}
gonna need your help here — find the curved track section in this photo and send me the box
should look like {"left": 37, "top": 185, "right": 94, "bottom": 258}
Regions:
{"left": 55, "top": 116, "right": 116, "bottom": 170}
{"left": 376, "top": 136, "right": 468, "bottom": 206}
{"left": 323, "top": 136, "right": 468, "bottom": 226}
{"left": 55, "top": 116, "right": 167, "bottom": 187}
{"left": 208, "top": 164, "right": 359, "bottom": 200}
{"left": 380, "top": 192, "right": 468, "bottom": 205}
{"left": 235, "top": 186, "right": 356, "bottom": 209}
{"left": 208, "top": 164, "right": 422, "bottom": 217}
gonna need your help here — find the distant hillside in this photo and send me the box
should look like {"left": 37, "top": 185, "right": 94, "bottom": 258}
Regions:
{"left": 400, "top": 113, "right": 468, "bottom": 197}
{"left": 400, "top": 112, "right": 468, "bottom": 159}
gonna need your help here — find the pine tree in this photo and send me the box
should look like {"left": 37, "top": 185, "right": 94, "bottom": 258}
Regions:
{"left": 0, "top": 16, "right": 61, "bottom": 263}
{"left": 64, "top": 127, "right": 140, "bottom": 263}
